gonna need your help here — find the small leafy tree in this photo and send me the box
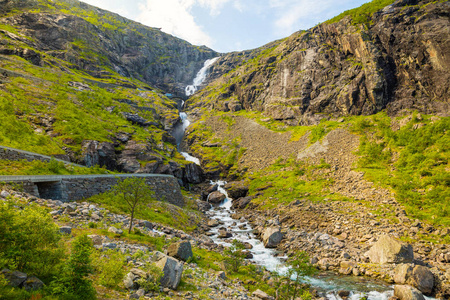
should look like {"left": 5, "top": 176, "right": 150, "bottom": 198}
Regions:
{"left": 275, "top": 251, "right": 316, "bottom": 300}
{"left": 0, "top": 201, "right": 64, "bottom": 281}
{"left": 51, "top": 235, "right": 96, "bottom": 299}
{"left": 112, "top": 177, "right": 155, "bottom": 233}
{"left": 223, "top": 239, "right": 246, "bottom": 273}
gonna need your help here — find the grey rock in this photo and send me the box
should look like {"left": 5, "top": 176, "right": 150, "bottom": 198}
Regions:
{"left": 207, "top": 191, "right": 226, "bottom": 204}
{"left": 87, "top": 234, "right": 103, "bottom": 246}
{"left": 0, "top": 190, "right": 10, "bottom": 198}
{"left": 167, "top": 241, "right": 193, "bottom": 262}
{"left": 394, "top": 285, "right": 425, "bottom": 300}
{"left": 108, "top": 226, "right": 123, "bottom": 235}
{"left": 365, "top": 235, "right": 413, "bottom": 264}
{"left": 103, "top": 242, "right": 117, "bottom": 249}
{"left": 410, "top": 265, "right": 434, "bottom": 295}
{"left": 1, "top": 269, "right": 27, "bottom": 287}
{"left": 183, "top": 163, "right": 203, "bottom": 184}
{"left": 252, "top": 289, "right": 274, "bottom": 300}
{"left": 154, "top": 254, "right": 183, "bottom": 290}
{"left": 262, "top": 227, "right": 283, "bottom": 248}
{"left": 224, "top": 181, "right": 249, "bottom": 199}
{"left": 59, "top": 226, "right": 72, "bottom": 235}
{"left": 22, "top": 276, "right": 44, "bottom": 291}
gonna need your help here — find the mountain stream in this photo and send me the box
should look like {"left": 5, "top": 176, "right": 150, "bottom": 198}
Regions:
{"left": 175, "top": 58, "right": 414, "bottom": 300}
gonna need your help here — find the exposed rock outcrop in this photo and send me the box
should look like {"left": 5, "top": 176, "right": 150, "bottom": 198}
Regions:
{"left": 0, "top": 0, "right": 218, "bottom": 96}
{"left": 189, "top": 0, "right": 450, "bottom": 121}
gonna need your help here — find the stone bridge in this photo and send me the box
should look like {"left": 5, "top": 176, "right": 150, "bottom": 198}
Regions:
{"left": 0, "top": 174, "right": 184, "bottom": 207}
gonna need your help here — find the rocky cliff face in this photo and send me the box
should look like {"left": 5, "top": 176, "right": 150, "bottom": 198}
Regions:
{"left": 0, "top": 0, "right": 218, "bottom": 96}
{"left": 189, "top": 0, "right": 449, "bottom": 124}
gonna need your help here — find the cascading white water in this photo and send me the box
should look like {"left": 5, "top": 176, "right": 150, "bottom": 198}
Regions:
{"left": 175, "top": 57, "right": 219, "bottom": 165}
{"left": 185, "top": 57, "right": 219, "bottom": 96}
{"left": 207, "top": 181, "right": 397, "bottom": 300}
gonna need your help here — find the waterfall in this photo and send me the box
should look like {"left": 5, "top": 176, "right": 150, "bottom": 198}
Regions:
{"left": 172, "top": 57, "right": 219, "bottom": 165}
{"left": 185, "top": 57, "right": 219, "bottom": 96}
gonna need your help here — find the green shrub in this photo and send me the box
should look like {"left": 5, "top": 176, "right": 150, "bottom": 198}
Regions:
{"left": 223, "top": 240, "right": 246, "bottom": 273}
{"left": 137, "top": 262, "right": 163, "bottom": 292}
{"left": 325, "top": 0, "right": 396, "bottom": 26}
{"left": 50, "top": 235, "right": 96, "bottom": 299}
{"left": 92, "top": 250, "right": 126, "bottom": 288}
{"left": 0, "top": 201, "right": 64, "bottom": 281}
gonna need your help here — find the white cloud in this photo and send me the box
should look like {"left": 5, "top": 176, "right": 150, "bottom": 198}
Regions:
{"left": 270, "top": 0, "right": 339, "bottom": 35}
{"left": 136, "top": 0, "right": 213, "bottom": 47}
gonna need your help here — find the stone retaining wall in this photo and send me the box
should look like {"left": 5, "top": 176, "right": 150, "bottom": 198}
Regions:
{"left": 0, "top": 145, "right": 79, "bottom": 166}
{"left": 0, "top": 174, "right": 184, "bottom": 207}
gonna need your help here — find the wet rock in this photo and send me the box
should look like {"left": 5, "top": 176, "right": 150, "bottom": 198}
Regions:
{"left": 167, "top": 241, "right": 193, "bottom": 262}
{"left": 394, "top": 285, "right": 425, "bottom": 300}
{"left": 202, "top": 184, "right": 218, "bottom": 200}
{"left": 365, "top": 235, "right": 413, "bottom": 264}
{"left": 262, "top": 227, "right": 283, "bottom": 248}
{"left": 154, "top": 254, "right": 183, "bottom": 290}
{"left": 224, "top": 181, "right": 248, "bottom": 199}
{"left": 1, "top": 190, "right": 10, "bottom": 198}
{"left": 207, "top": 219, "right": 220, "bottom": 227}
{"left": 207, "top": 191, "right": 226, "bottom": 204}
{"left": 338, "top": 290, "right": 350, "bottom": 299}
{"left": 339, "top": 261, "right": 356, "bottom": 275}
{"left": 218, "top": 229, "right": 232, "bottom": 238}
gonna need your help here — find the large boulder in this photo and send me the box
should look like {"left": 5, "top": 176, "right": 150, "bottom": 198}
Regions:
{"left": 394, "top": 285, "right": 425, "bottom": 300}
{"left": 262, "top": 227, "right": 283, "bottom": 248}
{"left": 167, "top": 241, "right": 193, "bottom": 262}
{"left": 395, "top": 264, "right": 434, "bottom": 295}
{"left": 1, "top": 269, "right": 27, "bottom": 287}
{"left": 365, "top": 235, "right": 413, "bottom": 264}
{"left": 410, "top": 265, "right": 434, "bottom": 295}
{"left": 154, "top": 254, "right": 183, "bottom": 290}
{"left": 201, "top": 184, "right": 218, "bottom": 200}
{"left": 208, "top": 191, "right": 226, "bottom": 204}
{"left": 22, "top": 276, "right": 44, "bottom": 291}
{"left": 224, "top": 181, "right": 248, "bottom": 199}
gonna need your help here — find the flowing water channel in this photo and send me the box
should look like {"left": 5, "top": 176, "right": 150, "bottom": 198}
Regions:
{"left": 176, "top": 59, "right": 407, "bottom": 300}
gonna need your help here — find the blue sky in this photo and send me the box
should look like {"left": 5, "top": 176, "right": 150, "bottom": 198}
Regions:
{"left": 81, "top": 0, "right": 371, "bottom": 53}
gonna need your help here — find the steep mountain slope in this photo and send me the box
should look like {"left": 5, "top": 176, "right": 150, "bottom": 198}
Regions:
{"left": 0, "top": 0, "right": 213, "bottom": 184}
{"left": 189, "top": 0, "right": 449, "bottom": 125}
{"left": 0, "top": 0, "right": 218, "bottom": 96}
